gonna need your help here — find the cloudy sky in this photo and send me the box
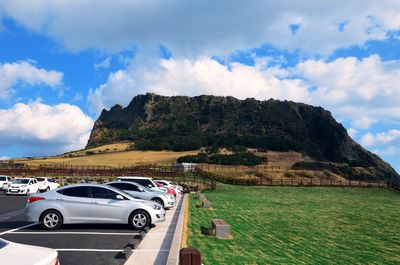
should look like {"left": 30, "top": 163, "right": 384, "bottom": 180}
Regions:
{"left": 0, "top": 1, "right": 399, "bottom": 172}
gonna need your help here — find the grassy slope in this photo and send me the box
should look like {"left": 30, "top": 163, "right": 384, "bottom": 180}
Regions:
{"left": 18, "top": 149, "right": 199, "bottom": 167}
{"left": 188, "top": 184, "right": 400, "bottom": 264}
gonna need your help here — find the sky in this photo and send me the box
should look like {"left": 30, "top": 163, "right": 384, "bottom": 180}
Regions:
{"left": 0, "top": 1, "right": 399, "bottom": 172}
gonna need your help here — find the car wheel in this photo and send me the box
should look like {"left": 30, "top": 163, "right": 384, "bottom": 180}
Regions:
{"left": 130, "top": 210, "right": 150, "bottom": 230}
{"left": 152, "top": 198, "right": 164, "bottom": 207}
{"left": 26, "top": 189, "right": 30, "bottom": 196}
{"left": 46, "top": 187, "right": 50, "bottom": 192}
{"left": 40, "top": 210, "right": 63, "bottom": 230}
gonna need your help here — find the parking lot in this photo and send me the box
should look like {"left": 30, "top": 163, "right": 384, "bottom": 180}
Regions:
{"left": 0, "top": 191, "right": 153, "bottom": 265}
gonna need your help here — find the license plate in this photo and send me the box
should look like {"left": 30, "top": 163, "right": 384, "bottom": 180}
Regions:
{"left": 10, "top": 189, "right": 18, "bottom": 192}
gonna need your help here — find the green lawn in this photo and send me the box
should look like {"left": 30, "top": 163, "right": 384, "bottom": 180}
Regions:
{"left": 187, "top": 184, "right": 400, "bottom": 265}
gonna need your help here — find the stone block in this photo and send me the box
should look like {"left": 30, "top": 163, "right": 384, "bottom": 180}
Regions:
{"left": 211, "top": 219, "right": 231, "bottom": 239}
{"left": 201, "top": 200, "right": 212, "bottom": 209}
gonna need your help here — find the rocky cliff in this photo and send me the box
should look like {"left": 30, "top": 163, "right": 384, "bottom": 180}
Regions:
{"left": 87, "top": 93, "right": 399, "bottom": 181}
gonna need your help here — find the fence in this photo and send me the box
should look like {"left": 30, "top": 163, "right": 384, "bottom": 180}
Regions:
{"left": 0, "top": 164, "right": 216, "bottom": 190}
{"left": 195, "top": 164, "right": 289, "bottom": 172}
{"left": 196, "top": 168, "right": 390, "bottom": 189}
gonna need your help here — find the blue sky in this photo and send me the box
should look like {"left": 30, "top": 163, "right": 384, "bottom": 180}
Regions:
{"left": 0, "top": 1, "right": 399, "bottom": 172}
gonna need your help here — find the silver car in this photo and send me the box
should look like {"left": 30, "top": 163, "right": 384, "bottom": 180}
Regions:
{"left": 25, "top": 184, "right": 166, "bottom": 230}
{"left": 106, "top": 181, "right": 176, "bottom": 209}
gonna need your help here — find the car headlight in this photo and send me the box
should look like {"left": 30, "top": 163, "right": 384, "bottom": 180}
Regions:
{"left": 145, "top": 202, "right": 161, "bottom": 210}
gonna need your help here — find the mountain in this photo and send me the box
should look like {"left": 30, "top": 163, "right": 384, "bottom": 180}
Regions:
{"left": 87, "top": 93, "right": 399, "bottom": 182}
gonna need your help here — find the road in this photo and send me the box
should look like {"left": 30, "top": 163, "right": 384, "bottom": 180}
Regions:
{"left": 0, "top": 191, "right": 175, "bottom": 265}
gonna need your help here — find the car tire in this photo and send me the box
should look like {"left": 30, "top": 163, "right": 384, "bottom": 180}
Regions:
{"left": 152, "top": 198, "right": 164, "bottom": 207}
{"left": 26, "top": 190, "right": 30, "bottom": 196}
{"left": 129, "top": 210, "right": 150, "bottom": 230}
{"left": 46, "top": 187, "right": 50, "bottom": 192}
{"left": 40, "top": 210, "right": 63, "bottom": 230}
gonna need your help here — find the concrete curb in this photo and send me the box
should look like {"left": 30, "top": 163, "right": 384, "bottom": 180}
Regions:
{"left": 166, "top": 193, "right": 188, "bottom": 265}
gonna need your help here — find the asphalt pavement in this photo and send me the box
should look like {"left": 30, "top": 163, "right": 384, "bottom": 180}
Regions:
{"left": 0, "top": 191, "right": 145, "bottom": 265}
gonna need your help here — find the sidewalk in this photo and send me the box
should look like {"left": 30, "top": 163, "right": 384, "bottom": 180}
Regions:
{"left": 125, "top": 194, "right": 186, "bottom": 265}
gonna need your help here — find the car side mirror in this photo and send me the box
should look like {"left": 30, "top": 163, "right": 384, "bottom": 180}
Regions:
{"left": 116, "top": 195, "right": 124, "bottom": 200}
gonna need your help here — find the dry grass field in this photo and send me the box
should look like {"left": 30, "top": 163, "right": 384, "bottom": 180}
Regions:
{"left": 18, "top": 149, "right": 199, "bottom": 167}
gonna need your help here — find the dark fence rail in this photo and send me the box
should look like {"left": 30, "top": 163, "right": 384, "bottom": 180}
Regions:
{"left": 195, "top": 168, "right": 392, "bottom": 189}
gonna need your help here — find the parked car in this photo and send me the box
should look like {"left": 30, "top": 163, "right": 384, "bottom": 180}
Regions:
{"left": 36, "top": 177, "right": 60, "bottom": 192}
{"left": 117, "top": 176, "right": 167, "bottom": 192}
{"left": 155, "top": 182, "right": 177, "bottom": 197}
{"left": 6, "top": 178, "right": 39, "bottom": 196}
{"left": 0, "top": 175, "right": 13, "bottom": 190}
{"left": 107, "top": 181, "right": 176, "bottom": 208}
{"left": 25, "top": 183, "right": 166, "bottom": 230}
{"left": 0, "top": 238, "right": 59, "bottom": 265}
{"left": 154, "top": 180, "right": 183, "bottom": 194}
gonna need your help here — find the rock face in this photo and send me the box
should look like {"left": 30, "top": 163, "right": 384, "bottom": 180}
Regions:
{"left": 87, "top": 93, "right": 399, "bottom": 181}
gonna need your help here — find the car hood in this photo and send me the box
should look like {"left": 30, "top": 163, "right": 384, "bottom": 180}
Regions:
{"left": 0, "top": 240, "right": 58, "bottom": 265}
{"left": 9, "top": 184, "right": 26, "bottom": 188}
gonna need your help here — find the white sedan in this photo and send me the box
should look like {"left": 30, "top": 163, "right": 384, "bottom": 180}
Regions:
{"left": 154, "top": 180, "right": 183, "bottom": 194}
{"left": 0, "top": 175, "right": 13, "bottom": 190}
{"left": 6, "top": 178, "right": 40, "bottom": 196}
{"left": 0, "top": 238, "right": 59, "bottom": 265}
{"left": 36, "top": 177, "right": 60, "bottom": 192}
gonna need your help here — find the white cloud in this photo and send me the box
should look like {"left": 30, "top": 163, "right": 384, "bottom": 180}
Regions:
{"left": 347, "top": 128, "right": 357, "bottom": 138}
{"left": 0, "top": 1, "right": 399, "bottom": 55}
{"left": 360, "top": 130, "right": 400, "bottom": 146}
{"left": 94, "top": 57, "right": 111, "bottom": 69}
{"left": 89, "top": 54, "right": 400, "bottom": 134}
{"left": 296, "top": 55, "right": 400, "bottom": 129}
{"left": 88, "top": 57, "right": 309, "bottom": 114}
{"left": 0, "top": 61, "right": 63, "bottom": 99}
{"left": 0, "top": 102, "right": 93, "bottom": 154}
{"left": 0, "top": 156, "right": 10, "bottom": 160}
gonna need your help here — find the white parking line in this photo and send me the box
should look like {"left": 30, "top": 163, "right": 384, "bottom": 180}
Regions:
{"left": 10, "top": 231, "right": 140, "bottom": 235}
{"left": 0, "top": 223, "right": 38, "bottom": 236}
{"left": 56, "top": 249, "right": 126, "bottom": 252}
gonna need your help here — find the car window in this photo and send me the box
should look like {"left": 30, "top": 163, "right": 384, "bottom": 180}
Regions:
{"left": 36, "top": 178, "right": 45, "bottom": 182}
{"left": 91, "top": 187, "right": 120, "bottom": 200}
{"left": 14, "top": 179, "right": 29, "bottom": 184}
{"left": 134, "top": 179, "right": 152, "bottom": 187}
{"left": 0, "top": 176, "right": 6, "bottom": 181}
{"left": 0, "top": 239, "right": 8, "bottom": 249}
{"left": 110, "top": 182, "right": 139, "bottom": 191}
{"left": 108, "top": 182, "right": 126, "bottom": 190}
{"left": 48, "top": 179, "right": 55, "bottom": 182}
{"left": 59, "top": 187, "right": 90, "bottom": 198}
{"left": 125, "top": 183, "right": 140, "bottom": 191}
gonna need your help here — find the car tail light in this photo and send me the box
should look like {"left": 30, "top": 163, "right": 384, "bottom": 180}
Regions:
{"left": 28, "top": 197, "right": 45, "bottom": 203}
{"left": 54, "top": 259, "right": 59, "bottom": 265}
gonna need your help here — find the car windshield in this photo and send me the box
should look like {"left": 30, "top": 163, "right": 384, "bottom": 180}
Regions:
{"left": 135, "top": 183, "right": 151, "bottom": 192}
{"left": 13, "top": 179, "right": 29, "bottom": 184}
{"left": 107, "top": 186, "right": 136, "bottom": 200}
{"left": 0, "top": 239, "right": 8, "bottom": 249}
{"left": 36, "top": 178, "right": 46, "bottom": 182}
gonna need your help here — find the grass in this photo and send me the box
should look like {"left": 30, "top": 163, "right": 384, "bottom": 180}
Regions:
{"left": 18, "top": 149, "right": 199, "bottom": 167}
{"left": 187, "top": 184, "right": 400, "bottom": 264}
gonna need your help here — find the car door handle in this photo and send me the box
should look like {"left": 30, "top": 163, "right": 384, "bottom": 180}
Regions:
{"left": 55, "top": 198, "right": 63, "bottom": 202}
{"left": 91, "top": 201, "right": 98, "bottom": 204}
